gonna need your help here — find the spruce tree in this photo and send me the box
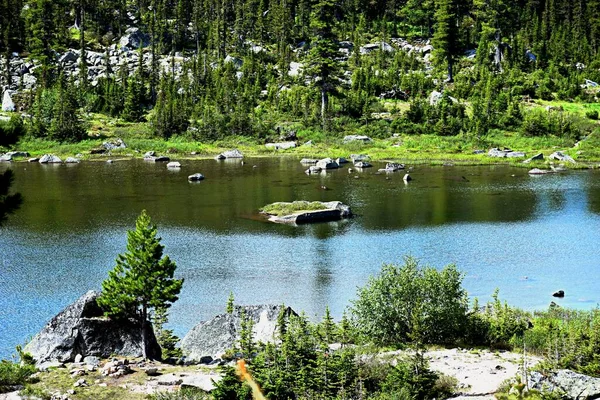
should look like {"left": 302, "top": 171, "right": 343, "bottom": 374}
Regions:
{"left": 47, "top": 75, "right": 87, "bottom": 142}
{"left": 98, "top": 210, "right": 184, "bottom": 359}
{"left": 432, "top": 0, "right": 460, "bottom": 82}
{"left": 304, "top": 0, "right": 342, "bottom": 131}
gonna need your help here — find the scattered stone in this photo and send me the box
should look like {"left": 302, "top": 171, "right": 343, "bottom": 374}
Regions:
{"left": 70, "top": 368, "right": 86, "bottom": 377}
{"left": 0, "top": 153, "right": 11, "bottom": 162}
{"left": 188, "top": 173, "right": 205, "bottom": 182}
{"left": 403, "top": 174, "right": 412, "bottom": 182}
{"left": 300, "top": 158, "right": 318, "bottom": 165}
{"left": 83, "top": 356, "right": 100, "bottom": 367}
{"left": 65, "top": 157, "right": 80, "bottom": 164}
{"left": 73, "top": 379, "right": 87, "bottom": 387}
{"left": 74, "top": 354, "right": 83, "bottom": 363}
{"left": 152, "top": 156, "right": 170, "bottom": 162}
{"left": 143, "top": 151, "right": 156, "bottom": 158}
{"left": 316, "top": 158, "right": 339, "bottom": 170}
{"left": 354, "top": 161, "right": 372, "bottom": 168}
{"left": 336, "top": 157, "right": 348, "bottom": 164}
{"left": 343, "top": 135, "right": 372, "bottom": 144}
{"left": 524, "top": 153, "right": 544, "bottom": 163}
{"left": 552, "top": 290, "right": 565, "bottom": 298}
{"left": 106, "top": 160, "right": 113, "bottom": 164}
{"left": 265, "top": 142, "right": 296, "bottom": 150}
{"left": 380, "top": 163, "right": 404, "bottom": 172}
{"left": 39, "top": 154, "right": 62, "bottom": 164}
{"left": 144, "top": 367, "right": 159, "bottom": 376}
{"left": 214, "top": 154, "right": 226, "bottom": 160}
{"left": 167, "top": 161, "right": 181, "bottom": 168}
{"left": 182, "top": 305, "right": 297, "bottom": 361}
{"left": 549, "top": 151, "right": 576, "bottom": 163}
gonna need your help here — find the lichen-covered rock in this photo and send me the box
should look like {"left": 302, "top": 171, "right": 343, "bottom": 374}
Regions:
{"left": 24, "top": 291, "right": 161, "bottom": 363}
{"left": 527, "top": 370, "right": 600, "bottom": 399}
{"left": 181, "top": 305, "right": 296, "bottom": 361}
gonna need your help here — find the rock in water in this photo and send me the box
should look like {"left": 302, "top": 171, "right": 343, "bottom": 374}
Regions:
{"left": 188, "top": 173, "right": 205, "bottom": 181}
{"left": 181, "top": 305, "right": 296, "bottom": 361}
{"left": 316, "top": 158, "right": 339, "bottom": 170}
{"left": 24, "top": 291, "right": 161, "bottom": 363}
{"left": 167, "top": 161, "right": 181, "bottom": 168}
{"left": 218, "top": 149, "right": 244, "bottom": 159}
{"left": 39, "top": 154, "right": 62, "bottom": 164}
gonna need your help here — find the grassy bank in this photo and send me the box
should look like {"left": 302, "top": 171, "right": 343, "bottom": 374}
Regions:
{"left": 3, "top": 111, "right": 600, "bottom": 168}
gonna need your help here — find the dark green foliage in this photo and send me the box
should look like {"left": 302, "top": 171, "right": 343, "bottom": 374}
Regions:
{"left": 0, "top": 115, "right": 26, "bottom": 147}
{"left": 0, "top": 347, "right": 37, "bottom": 393}
{"left": 351, "top": 256, "right": 469, "bottom": 346}
{"left": 153, "top": 307, "right": 183, "bottom": 360}
{"left": 98, "top": 210, "right": 183, "bottom": 359}
{"left": 47, "top": 75, "right": 87, "bottom": 143}
{"left": 586, "top": 110, "right": 599, "bottom": 120}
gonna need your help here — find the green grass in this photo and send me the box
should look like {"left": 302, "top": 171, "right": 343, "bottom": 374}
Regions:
{"left": 261, "top": 201, "right": 329, "bottom": 216}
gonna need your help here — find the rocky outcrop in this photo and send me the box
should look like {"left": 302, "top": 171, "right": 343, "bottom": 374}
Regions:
{"left": 24, "top": 291, "right": 161, "bottom": 363}
{"left": 488, "top": 148, "right": 526, "bottom": 158}
{"left": 527, "top": 370, "right": 600, "bottom": 399}
{"left": 265, "top": 142, "right": 296, "bottom": 150}
{"left": 119, "top": 28, "right": 151, "bottom": 50}
{"left": 181, "top": 305, "right": 296, "bottom": 361}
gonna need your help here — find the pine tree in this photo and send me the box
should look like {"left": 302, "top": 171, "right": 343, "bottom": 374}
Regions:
{"left": 304, "top": 0, "right": 342, "bottom": 131}
{"left": 226, "top": 291, "right": 235, "bottom": 314}
{"left": 98, "top": 210, "right": 184, "bottom": 359}
{"left": 432, "top": 0, "right": 460, "bottom": 82}
{"left": 47, "top": 75, "right": 87, "bottom": 142}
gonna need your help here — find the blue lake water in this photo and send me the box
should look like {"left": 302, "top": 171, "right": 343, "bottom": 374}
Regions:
{"left": 1, "top": 158, "right": 599, "bottom": 359}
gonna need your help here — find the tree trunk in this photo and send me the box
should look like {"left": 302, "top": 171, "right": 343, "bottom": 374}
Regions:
{"left": 141, "top": 305, "right": 148, "bottom": 359}
{"left": 321, "top": 86, "right": 328, "bottom": 132}
{"left": 447, "top": 59, "right": 454, "bottom": 83}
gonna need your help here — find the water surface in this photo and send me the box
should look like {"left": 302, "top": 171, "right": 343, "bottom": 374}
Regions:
{"left": 1, "top": 158, "right": 599, "bottom": 359}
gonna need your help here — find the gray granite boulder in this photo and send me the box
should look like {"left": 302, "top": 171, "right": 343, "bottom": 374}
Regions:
{"left": 219, "top": 149, "right": 244, "bottom": 159}
{"left": 549, "top": 151, "right": 575, "bottom": 163}
{"left": 24, "top": 291, "right": 161, "bottom": 363}
{"left": 316, "top": 158, "right": 339, "bottom": 170}
{"left": 343, "top": 135, "right": 372, "bottom": 144}
{"left": 39, "top": 154, "right": 62, "bottom": 163}
{"left": 181, "top": 305, "right": 296, "bottom": 361}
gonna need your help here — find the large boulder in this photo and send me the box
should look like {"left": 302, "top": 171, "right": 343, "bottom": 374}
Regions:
{"left": 181, "top": 305, "right": 296, "bottom": 361}
{"left": 549, "top": 151, "right": 576, "bottom": 164}
{"left": 119, "top": 28, "right": 150, "bottom": 49}
{"left": 316, "top": 158, "right": 339, "bottom": 170}
{"left": 2, "top": 90, "right": 15, "bottom": 112}
{"left": 39, "top": 154, "right": 62, "bottom": 164}
{"left": 217, "top": 149, "right": 244, "bottom": 159}
{"left": 527, "top": 370, "right": 600, "bottom": 399}
{"left": 24, "top": 291, "right": 161, "bottom": 363}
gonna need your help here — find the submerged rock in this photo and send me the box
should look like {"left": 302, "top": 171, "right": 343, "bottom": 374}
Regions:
{"left": 167, "top": 161, "right": 181, "bottom": 168}
{"left": 24, "top": 291, "right": 161, "bottom": 363}
{"left": 188, "top": 173, "right": 205, "bottom": 181}
{"left": 354, "top": 161, "right": 372, "bottom": 168}
{"left": 181, "top": 305, "right": 296, "bottom": 361}
{"left": 300, "top": 158, "right": 319, "bottom": 165}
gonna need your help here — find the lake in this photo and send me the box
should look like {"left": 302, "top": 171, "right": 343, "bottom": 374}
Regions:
{"left": 1, "top": 157, "right": 600, "bottom": 359}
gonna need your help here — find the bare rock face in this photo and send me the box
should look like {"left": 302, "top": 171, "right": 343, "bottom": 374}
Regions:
{"left": 181, "top": 305, "right": 296, "bottom": 362}
{"left": 24, "top": 291, "right": 161, "bottom": 363}
{"left": 528, "top": 370, "right": 600, "bottom": 399}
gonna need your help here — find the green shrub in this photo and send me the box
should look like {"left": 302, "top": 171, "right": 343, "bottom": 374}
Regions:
{"left": 0, "top": 115, "right": 26, "bottom": 147}
{"left": 351, "top": 256, "right": 469, "bottom": 346}
{"left": 0, "top": 361, "right": 37, "bottom": 393}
